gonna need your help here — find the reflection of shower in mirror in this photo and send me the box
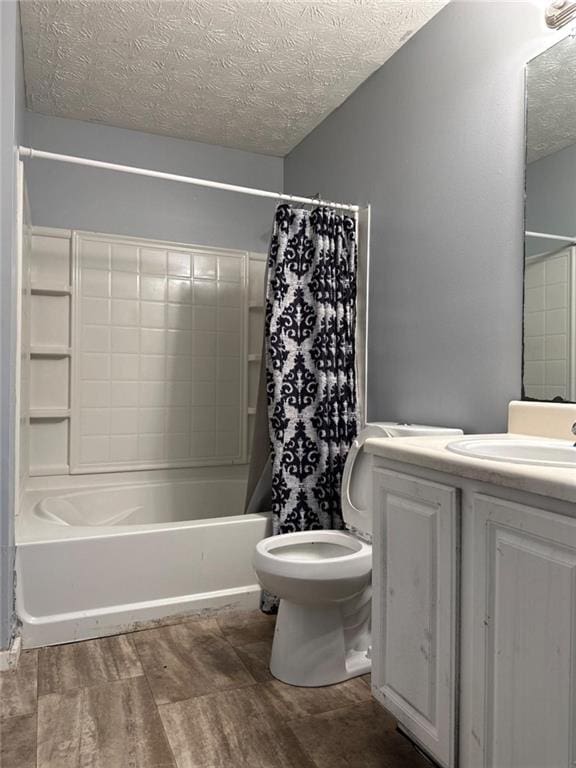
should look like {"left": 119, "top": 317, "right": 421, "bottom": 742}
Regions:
{"left": 524, "top": 35, "right": 576, "bottom": 402}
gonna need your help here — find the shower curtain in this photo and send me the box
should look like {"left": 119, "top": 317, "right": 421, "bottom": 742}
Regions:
{"left": 251, "top": 203, "right": 358, "bottom": 609}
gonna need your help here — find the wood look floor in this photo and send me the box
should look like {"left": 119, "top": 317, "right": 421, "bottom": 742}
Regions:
{"left": 0, "top": 610, "right": 431, "bottom": 768}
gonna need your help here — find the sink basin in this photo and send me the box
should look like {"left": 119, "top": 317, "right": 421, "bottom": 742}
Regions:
{"left": 446, "top": 437, "right": 576, "bottom": 468}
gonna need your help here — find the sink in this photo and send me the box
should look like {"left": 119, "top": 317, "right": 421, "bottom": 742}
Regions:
{"left": 446, "top": 437, "right": 576, "bottom": 468}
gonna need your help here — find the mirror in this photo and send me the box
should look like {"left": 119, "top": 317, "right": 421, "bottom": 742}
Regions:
{"left": 524, "top": 36, "right": 576, "bottom": 402}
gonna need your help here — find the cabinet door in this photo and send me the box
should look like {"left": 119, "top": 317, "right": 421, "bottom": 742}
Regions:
{"left": 372, "top": 469, "right": 459, "bottom": 768}
{"left": 467, "top": 494, "right": 576, "bottom": 768}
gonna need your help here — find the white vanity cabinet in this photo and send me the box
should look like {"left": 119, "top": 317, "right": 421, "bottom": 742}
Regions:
{"left": 371, "top": 456, "right": 576, "bottom": 768}
{"left": 466, "top": 494, "right": 576, "bottom": 768}
{"left": 371, "top": 468, "right": 460, "bottom": 768}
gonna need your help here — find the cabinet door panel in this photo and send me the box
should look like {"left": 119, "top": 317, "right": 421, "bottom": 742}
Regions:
{"left": 469, "top": 494, "right": 576, "bottom": 768}
{"left": 372, "top": 469, "right": 459, "bottom": 768}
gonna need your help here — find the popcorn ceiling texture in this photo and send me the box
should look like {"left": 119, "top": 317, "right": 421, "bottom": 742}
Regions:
{"left": 20, "top": 0, "right": 448, "bottom": 156}
{"left": 527, "top": 35, "right": 576, "bottom": 163}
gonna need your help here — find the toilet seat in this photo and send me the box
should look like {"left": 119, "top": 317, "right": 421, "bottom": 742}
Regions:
{"left": 254, "top": 529, "right": 371, "bottom": 612}
{"left": 255, "top": 530, "right": 371, "bottom": 582}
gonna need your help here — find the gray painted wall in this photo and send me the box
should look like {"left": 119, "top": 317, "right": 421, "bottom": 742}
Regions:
{"left": 285, "top": 1, "right": 550, "bottom": 434}
{"left": 0, "top": 0, "right": 24, "bottom": 650}
{"left": 526, "top": 142, "right": 576, "bottom": 255}
{"left": 24, "top": 113, "right": 283, "bottom": 254}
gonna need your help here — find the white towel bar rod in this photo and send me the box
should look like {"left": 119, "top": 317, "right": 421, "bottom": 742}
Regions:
{"left": 18, "top": 146, "right": 360, "bottom": 213}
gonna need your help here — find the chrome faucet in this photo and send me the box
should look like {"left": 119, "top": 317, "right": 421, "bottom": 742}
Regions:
{"left": 572, "top": 422, "right": 576, "bottom": 446}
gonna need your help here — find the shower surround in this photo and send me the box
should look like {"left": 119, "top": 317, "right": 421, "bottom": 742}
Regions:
{"left": 17, "top": 225, "right": 270, "bottom": 646}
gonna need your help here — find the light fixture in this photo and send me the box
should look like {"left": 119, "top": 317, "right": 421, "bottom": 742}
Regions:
{"left": 545, "top": 0, "right": 576, "bottom": 29}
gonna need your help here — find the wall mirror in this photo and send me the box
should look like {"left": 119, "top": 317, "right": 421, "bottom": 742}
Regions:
{"left": 524, "top": 35, "right": 576, "bottom": 402}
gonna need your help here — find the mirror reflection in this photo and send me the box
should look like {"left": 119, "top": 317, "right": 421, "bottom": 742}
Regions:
{"left": 524, "top": 36, "right": 576, "bottom": 402}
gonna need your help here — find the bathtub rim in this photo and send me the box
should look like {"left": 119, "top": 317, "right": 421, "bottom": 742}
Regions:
{"left": 17, "top": 510, "right": 271, "bottom": 544}
{"left": 18, "top": 473, "right": 257, "bottom": 543}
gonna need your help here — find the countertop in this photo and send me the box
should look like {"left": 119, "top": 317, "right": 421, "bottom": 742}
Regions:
{"left": 365, "top": 433, "right": 576, "bottom": 505}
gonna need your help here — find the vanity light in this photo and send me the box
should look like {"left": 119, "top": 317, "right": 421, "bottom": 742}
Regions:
{"left": 545, "top": 0, "right": 576, "bottom": 29}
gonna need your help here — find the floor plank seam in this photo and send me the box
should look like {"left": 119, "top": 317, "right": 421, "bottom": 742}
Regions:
{"left": 227, "top": 645, "right": 263, "bottom": 684}
{"left": 140, "top": 672, "right": 180, "bottom": 768}
{"left": 37, "top": 673, "right": 149, "bottom": 698}
{"left": 33, "top": 707, "right": 39, "bottom": 768}
{"left": 155, "top": 680, "right": 263, "bottom": 713}
{"left": 283, "top": 698, "right": 372, "bottom": 726}
{"left": 130, "top": 624, "right": 190, "bottom": 768}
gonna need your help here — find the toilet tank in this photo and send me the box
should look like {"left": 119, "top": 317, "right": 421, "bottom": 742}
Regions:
{"left": 342, "top": 422, "right": 463, "bottom": 538}
{"left": 368, "top": 422, "right": 464, "bottom": 438}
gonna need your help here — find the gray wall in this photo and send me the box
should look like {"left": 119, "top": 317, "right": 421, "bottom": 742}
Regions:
{"left": 25, "top": 113, "right": 283, "bottom": 254}
{"left": 0, "top": 0, "right": 24, "bottom": 650}
{"left": 526, "top": 142, "right": 576, "bottom": 255}
{"left": 285, "top": 1, "right": 549, "bottom": 434}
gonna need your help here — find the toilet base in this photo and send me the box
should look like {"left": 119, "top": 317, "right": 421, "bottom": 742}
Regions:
{"left": 269, "top": 586, "right": 371, "bottom": 687}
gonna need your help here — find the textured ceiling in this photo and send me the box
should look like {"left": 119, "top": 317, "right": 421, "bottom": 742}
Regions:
{"left": 20, "top": 0, "right": 448, "bottom": 156}
{"left": 527, "top": 35, "right": 576, "bottom": 163}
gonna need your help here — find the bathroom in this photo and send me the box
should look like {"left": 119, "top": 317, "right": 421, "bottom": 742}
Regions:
{"left": 1, "top": 0, "right": 576, "bottom": 765}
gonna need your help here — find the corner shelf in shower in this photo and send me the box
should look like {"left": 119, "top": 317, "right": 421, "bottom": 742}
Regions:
{"left": 248, "top": 354, "right": 261, "bottom": 363}
{"left": 248, "top": 302, "right": 264, "bottom": 310}
{"left": 247, "top": 407, "right": 257, "bottom": 416}
{"left": 30, "top": 346, "right": 72, "bottom": 357}
{"left": 30, "top": 408, "right": 71, "bottom": 420}
{"left": 31, "top": 284, "right": 72, "bottom": 296}
{"left": 30, "top": 464, "right": 70, "bottom": 477}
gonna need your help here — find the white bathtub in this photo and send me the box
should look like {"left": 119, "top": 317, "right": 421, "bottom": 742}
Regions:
{"left": 16, "top": 477, "right": 271, "bottom": 648}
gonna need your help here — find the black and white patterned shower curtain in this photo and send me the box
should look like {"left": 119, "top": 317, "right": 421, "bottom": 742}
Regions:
{"left": 265, "top": 204, "right": 359, "bottom": 541}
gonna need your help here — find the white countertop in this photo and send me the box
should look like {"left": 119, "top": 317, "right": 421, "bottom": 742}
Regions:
{"left": 365, "top": 433, "right": 576, "bottom": 505}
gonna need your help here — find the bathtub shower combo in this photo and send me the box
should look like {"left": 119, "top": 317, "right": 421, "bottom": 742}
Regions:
{"left": 15, "top": 148, "right": 368, "bottom": 648}
{"left": 18, "top": 474, "right": 268, "bottom": 647}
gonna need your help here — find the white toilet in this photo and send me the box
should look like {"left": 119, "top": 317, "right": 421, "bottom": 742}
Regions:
{"left": 253, "top": 421, "right": 463, "bottom": 687}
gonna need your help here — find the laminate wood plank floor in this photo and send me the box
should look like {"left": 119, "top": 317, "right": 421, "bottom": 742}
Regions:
{"left": 0, "top": 650, "right": 37, "bottom": 721}
{"left": 0, "top": 610, "right": 432, "bottom": 768}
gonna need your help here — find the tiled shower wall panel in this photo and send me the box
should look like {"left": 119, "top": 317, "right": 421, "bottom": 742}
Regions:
{"left": 72, "top": 234, "right": 247, "bottom": 472}
{"left": 524, "top": 248, "right": 572, "bottom": 400}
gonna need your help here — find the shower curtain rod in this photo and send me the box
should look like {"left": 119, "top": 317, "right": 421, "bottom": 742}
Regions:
{"left": 18, "top": 146, "right": 360, "bottom": 213}
{"left": 525, "top": 230, "right": 576, "bottom": 243}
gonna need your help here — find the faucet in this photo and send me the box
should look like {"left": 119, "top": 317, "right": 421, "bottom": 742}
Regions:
{"left": 572, "top": 422, "right": 576, "bottom": 446}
